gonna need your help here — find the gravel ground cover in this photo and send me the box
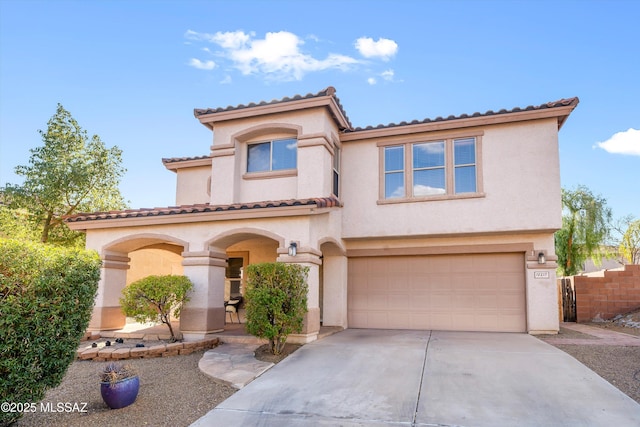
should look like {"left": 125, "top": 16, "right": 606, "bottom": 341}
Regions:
{"left": 553, "top": 344, "right": 640, "bottom": 403}
{"left": 15, "top": 350, "right": 235, "bottom": 427}
{"left": 538, "top": 319, "right": 640, "bottom": 405}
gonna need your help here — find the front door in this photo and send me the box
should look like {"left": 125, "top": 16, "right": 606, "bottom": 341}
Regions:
{"left": 226, "top": 257, "right": 243, "bottom": 299}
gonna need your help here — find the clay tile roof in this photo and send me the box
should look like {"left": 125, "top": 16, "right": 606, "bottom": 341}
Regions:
{"left": 193, "top": 86, "right": 352, "bottom": 129}
{"left": 161, "top": 155, "right": 212, "bottom": 164}
{"left": 64, "top": 196, "right": 342, "bottom": 223}
{"left": 346, "top": 97, "right": 580, "bottom": 132}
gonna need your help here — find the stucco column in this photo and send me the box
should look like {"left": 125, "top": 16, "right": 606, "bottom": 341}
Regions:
{"left": 277, "top": 245, "right": 322, "bottom": 343}
{"left": 526, "top": 249, "right": 560, "bottom": 334}
{"left": 321, "top": 254, "right": 348, "bottom": 328}
{"left": 180, "top": 250, "right": 227, "bottom": 340}
{"left": 88, "top": 252, "right": 130, "bottom": 331}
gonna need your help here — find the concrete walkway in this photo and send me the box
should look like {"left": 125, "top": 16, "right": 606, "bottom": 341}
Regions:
{"left": 193, "top": 329, "right": 640, "bottom": 426}
{"left": 199, "top": 343, "right": 274, "bottom": 389}
{"left": 543, "top": 322, "right": 640, "bottom": 346}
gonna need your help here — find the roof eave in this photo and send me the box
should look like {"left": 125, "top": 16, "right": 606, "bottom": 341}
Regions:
{"left": 65, "top": 203, "right": 336, "bottom": 231}
{"left": 341, "top": 103, "right": 579, "bottom": 142}
{"left": 162, "top": 157, "right": 212, "bottom": 172}
{"left": 194, "top": 95, "right": 351, "bottom": 131}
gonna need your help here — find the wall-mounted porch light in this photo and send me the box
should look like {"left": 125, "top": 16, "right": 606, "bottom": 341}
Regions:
{"left": 537, "top": 252, "right": 546, "bottom": 264}
{"left": 288, "top": 242, "right": 298, "bottom": 257}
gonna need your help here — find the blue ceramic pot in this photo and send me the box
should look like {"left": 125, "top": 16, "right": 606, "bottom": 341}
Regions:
{"left": 100, "top": 376, "right": 139, "bottom": 409}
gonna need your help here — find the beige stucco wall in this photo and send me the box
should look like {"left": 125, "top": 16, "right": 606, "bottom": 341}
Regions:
{"left": 208, "top": 108, "right": 339, "bottom": 205}
{"left": 174, "top": 166, "right": 211, "bottom": 206}
{"left": 126, "top": 247, "right": 184, "bottom": 285}
{"left": 341, "top": 118, "right": 562, "bottom": 238}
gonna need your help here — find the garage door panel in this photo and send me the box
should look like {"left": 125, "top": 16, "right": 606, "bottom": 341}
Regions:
{"left": 499, "top": 293, "right": 524, "bottom": 309}
{"left": 348, "top": 253, "right": 526, "bottom": 332}
{"left": 453, "top": 294, "right": 478, "bottom": 308}
{"left": 476, "top": 294, "right": 500, "bottom": 308}
{"left": 368, "top": 293, "right": 390, "bottom": 310}
{"left": 387, "top": 294, "right": 406, "bottom": 310}
{"left": 427, "top": 274, "right": 451, "bottom": 290}
{"left": 409, "top": 294, "right": 430, "bottom": 309}
{"left": 452, "top": 274, "right": 475, "bottom": 290}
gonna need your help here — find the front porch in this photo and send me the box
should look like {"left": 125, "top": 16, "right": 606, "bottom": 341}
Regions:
{"left": 68, "top": 197, "right": 347, "bottom": 343}
{"left": 92, "top": 318, "right": 343, "bottom": 345}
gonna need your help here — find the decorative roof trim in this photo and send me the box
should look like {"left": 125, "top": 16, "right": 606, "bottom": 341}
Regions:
{"left": 341, "top": 97, "right": 579, "bottom": 141}
{"left": 162, "top": 155, "right": 212, "bottom": 171}
{"left": 65, "top": 197, "right": 342, "bottom": 229}
{"left": 194, "top": 87, "right": 352, "bottom": 131}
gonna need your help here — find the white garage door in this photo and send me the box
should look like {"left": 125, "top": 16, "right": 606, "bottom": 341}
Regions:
{"left": 348, "top": 253, "right": 526, "bottom": 332}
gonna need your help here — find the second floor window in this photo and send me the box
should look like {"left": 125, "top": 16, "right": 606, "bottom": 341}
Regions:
{"left": 247, "top": 138, "right": 297, "bottom": 173}
{"left": 383, "top": 136, "right": 479, "bottom": 200}
{"left": 333, "top": 146, "right": 340, "bottom": 197}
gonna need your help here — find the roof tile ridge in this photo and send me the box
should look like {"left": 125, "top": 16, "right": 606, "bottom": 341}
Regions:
{"left": 348, "top": 97, "right": 580, "bottom": 132}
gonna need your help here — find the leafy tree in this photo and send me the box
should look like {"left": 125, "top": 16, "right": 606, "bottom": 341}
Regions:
{"left": 0, "top": 205, "right": 40, "bottom": 242}
{"left": 244, "top": 262, "right": 308, "bottom": 355}
{"left": 555, "top": 185, "right": 612, "bottom": 276}
{"left": 2, "top": 104, "right": 127, "bottom": 246}
{"left": 120, "top": 275, "right": 193, "bottom": 342}
{"left": 619, "top": 218, "right": 640, "bottom": 264}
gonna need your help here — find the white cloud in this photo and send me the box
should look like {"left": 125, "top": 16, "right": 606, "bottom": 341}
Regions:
{"left": 381, "top": 69, "right": 394, "bottom": 81}
{"left": 188, "top": 58, "right": 216, "bottom": 70}
{"left": 413, "top": 184, "right": 446, "bottom": 196}
{"left": 186, "top": 30, "right": 360, "bottom": 81}
{"left": 355, "top": 37, "right": 398, "bottom": 61}
{"left": 185, "top": 30, "right": 400, "bottom": 82}
{"left": 595, "top": 128, "right": 640, "bottom": 156}
{"left": 212, "top": 30, "right": 253, "bottom": 49}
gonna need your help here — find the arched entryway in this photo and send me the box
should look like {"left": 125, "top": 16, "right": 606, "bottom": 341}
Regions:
{"left": 89, "top": 233, "right": 189, "bottom": 332}
{"left": 178, "top": 228, "right": 285, "bottom": 339}
{"left": 319, "top": 238, "right": 348, "bottom": 329}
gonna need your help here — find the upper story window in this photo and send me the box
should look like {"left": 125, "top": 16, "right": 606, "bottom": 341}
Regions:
{"left": 382, "top": 136, "right": 481, "bottom": 201}
{"left": 247, "top": 138, "right": 297, "bottom": 173}
{"left": 332, "top": 146, "right": 340, "bottom": 197}
{"left": 384, "top": 145, "right": 405, "bottom": 198}
{"left": 453, "top": 137, "right": 477, "bottom": 193}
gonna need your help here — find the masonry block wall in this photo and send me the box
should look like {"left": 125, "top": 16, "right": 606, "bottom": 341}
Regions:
{"left": 575, "top": 264, "right": 640, "bottom": 322}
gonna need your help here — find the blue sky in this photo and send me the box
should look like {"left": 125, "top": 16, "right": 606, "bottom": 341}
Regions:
{"left": 1, "top": 0, "right": 638, "bottom": 220}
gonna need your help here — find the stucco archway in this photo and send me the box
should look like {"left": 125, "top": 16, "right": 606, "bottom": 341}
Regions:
{"left": 89, "top": 233, "right": 190, "bottom": 332}
{"left": 319, "top": 239, "right": 348, "bottom": 329}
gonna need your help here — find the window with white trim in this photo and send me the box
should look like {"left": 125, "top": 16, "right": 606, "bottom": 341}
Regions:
{"left": 382, "top": 136, "right": 479, "bottom": 200}
{"left": 247, "top": 138, "right": 297, "bottom": 173}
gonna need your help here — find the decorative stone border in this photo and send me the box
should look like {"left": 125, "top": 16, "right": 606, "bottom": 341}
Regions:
{"left": 76, "top": 337, "right": 220, "bottom": 362}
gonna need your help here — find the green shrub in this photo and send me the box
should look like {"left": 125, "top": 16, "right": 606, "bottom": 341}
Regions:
{"left": 244, "top": 262, "right": 309, "bottom": 355}
{"left": 120, "top": 275, "right": 193, "bottom": 342}
{"left": 0, "top": 238, "right": 100, "bottom": 425}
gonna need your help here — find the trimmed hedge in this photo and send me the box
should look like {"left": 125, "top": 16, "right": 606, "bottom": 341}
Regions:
{"left": 0, "top": 239, "right": 100, "bottom": 425}
{"left": 244, "top": 262, "right": 308, "bottom": 355}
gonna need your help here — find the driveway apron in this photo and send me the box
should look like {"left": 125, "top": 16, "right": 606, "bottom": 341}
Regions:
{"left": 193, "top": 329, "right": 640, "bottom": 426}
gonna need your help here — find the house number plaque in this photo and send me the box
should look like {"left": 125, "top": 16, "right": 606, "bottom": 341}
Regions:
{"left": 534, "top": 271, "right": 550, "bottom": 279}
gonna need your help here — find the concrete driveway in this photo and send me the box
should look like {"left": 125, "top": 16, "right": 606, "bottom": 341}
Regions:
{"left": 193, "top": 329, "right": 640, "bottom": 426}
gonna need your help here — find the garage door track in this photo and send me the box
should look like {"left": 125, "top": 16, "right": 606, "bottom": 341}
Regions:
{"left": 193, "top": 329, "right": 640, "bottom": 426}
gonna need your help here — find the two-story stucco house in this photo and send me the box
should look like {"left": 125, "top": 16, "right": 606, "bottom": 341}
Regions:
{"left": 66, "top": 87, "right": 578, "bottom": 341}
